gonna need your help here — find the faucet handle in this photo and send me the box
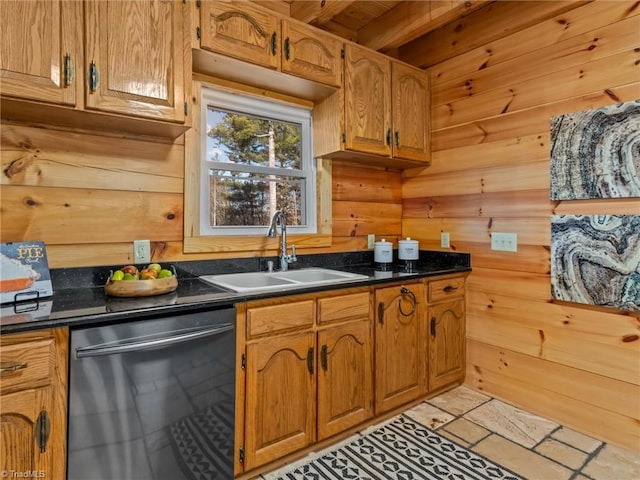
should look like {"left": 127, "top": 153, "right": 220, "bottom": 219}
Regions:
{"left": 290, "top": 245, "right": 297, "bottom": 262}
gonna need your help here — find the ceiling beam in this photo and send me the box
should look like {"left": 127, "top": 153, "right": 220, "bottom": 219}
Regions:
{"left": 399, "top": 0, "right": 591, "bottom": 68}
{"left": 290, "top": 0, "right": 356, "bottom": 26}
{"left": 358, "top": 1, "right": 492, "bottom": 53}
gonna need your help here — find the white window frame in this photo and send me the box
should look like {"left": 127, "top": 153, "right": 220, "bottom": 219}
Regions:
{"left": 199, "top": 85, "right": 316, "bottom": 236}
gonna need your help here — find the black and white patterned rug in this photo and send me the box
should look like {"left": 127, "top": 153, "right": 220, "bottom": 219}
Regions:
{"left": 272, "top": 415, "right": 524, "bottom": 480}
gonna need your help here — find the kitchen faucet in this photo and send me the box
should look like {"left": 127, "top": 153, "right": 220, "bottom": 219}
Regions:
{"left": 267, "top": 210, "right": 296, "bottom": 271}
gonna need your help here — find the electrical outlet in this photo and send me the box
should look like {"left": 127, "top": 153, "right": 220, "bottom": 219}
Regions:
{"left": 440, "top": 232, "right": 450, "bottom": 248}
{"left": 491, "top": 232, "right": 518, "bottom": 252}
{"left": 367, "top": 234, "right": 375, "bottom": 249}
{"left": 133, "top": 240, "right": 151, "bottom": 263}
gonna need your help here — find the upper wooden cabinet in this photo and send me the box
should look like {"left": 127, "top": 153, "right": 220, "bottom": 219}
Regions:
{"left": 0, "top": 0, "right": 82, "bottom": 106}
{"left": 1, "top": 0, "right": 190, "bottom": 139}
{"left": 84, "top": 0, "right": 188, "bottom": 123}
{"left": 199, "top": 1, "right": 280, "bottom": 70}
{"left": 314, "top": 43, "right": 430, "bottom": 168}
{"left": 193, "top": 1, "right": 342, "bottom": 98}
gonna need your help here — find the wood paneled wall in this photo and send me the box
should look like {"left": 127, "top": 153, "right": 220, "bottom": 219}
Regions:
{"left": 401, "top": 1, "right": 640, "bottom": 452}
{"left": 0, "top": 124, "right": 401, "bottom": 267}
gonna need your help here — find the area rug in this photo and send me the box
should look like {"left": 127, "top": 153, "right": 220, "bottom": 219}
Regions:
{"left": 169, "top": 402, "right": 235, "bottom": 480}
{"left": 273, "top": 414, "right": 524, "bottom": 480}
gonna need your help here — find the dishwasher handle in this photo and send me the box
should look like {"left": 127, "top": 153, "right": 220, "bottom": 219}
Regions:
{"left": 76, "top": 323, "right": 234, "bottom": 358}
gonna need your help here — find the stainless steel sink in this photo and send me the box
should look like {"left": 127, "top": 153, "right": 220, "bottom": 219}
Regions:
{"left": 199, "top": 268, "right": 368, "bottom": 293}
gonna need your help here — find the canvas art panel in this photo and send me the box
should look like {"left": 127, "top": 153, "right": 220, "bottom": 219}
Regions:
{"left": 550, "top": 100, "right": 640, "bottom": 200}
{"left": 551, "top": 215, "right": 639, "bottom": 312}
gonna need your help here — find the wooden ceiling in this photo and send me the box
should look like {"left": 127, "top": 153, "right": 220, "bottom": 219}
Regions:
{"left": 251, "top": 1, "right": 492, "bottom": 59}
{"left": 250, "top": 1, "right": 593, "bottom": 69}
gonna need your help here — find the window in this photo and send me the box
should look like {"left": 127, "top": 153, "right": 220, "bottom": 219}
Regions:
{"left": 200, "top": 86, "right": 316, "bottom": 236}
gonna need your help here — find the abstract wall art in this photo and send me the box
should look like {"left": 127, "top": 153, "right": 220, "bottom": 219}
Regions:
{"left": 551, "top": 215, "right": 640, "bottom": 312}
{"left": 550, "top": 99, "right": 640, "bottom": 200}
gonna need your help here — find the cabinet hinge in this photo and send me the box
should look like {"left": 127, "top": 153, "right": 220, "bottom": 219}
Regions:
{"left": 184, "top": 102, "right": 188, "bottom": 116}
{"left": 341, "top": 133, "right": 346, "bottom": 143}
{"left": 196, "top": 0, "right": 201, "bottom": 7}
{"left": 63, "top": 53, "right": 73, "bottom": 87}
{"left": 341, "top": 48, "right": 345, "bottom": 59}
{"left": 241, "top": 353, "right": 246, "bottom": 370}
{"left": 430, "top": 317, "right": 437, "bottom": 337}
{"left": 239, "top": 446, "right": 245, "bottom": 464}
{"left": 35, "top": 410, "right": 51, "bottom": 453}
{"left": 196, "top": 26, "right": 201, "bottom": 40}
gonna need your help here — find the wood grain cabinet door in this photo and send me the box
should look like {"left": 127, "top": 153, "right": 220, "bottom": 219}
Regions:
{"left": 199, "top": 2, "right": 280, "bottom": 70}
{"left": 317, "top": 320, "right": 373, "bottom": 440}
{"left": 0, "top": 387, "right": 55, "bottom": 476}
{"left": 374, "top": 283, "right": 427, "bottom": 414}
{"left": 343, "top": 44, "right": 391, "bottom": 157}
{"left": 391, "top": 62, "right": 430, "bottom": 163}
{"left": 84, "top": 0, "right": 187, "bottom": 122}
{"left": 0, "top": 0, "right": 81, "bottom": 105}
{"left": 428, "top": 299, "right": 466, "bottom": 390}
{"left": 244, "top": 331, "right": 316, "bottom": 470}
{"left": 281, "top": 20, "right": 342, "bottom": 88}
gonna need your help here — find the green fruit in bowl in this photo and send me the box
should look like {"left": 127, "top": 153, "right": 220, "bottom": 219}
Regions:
{"left": 147, "top": 263, "right": 162, "bottom": 274}
{"left": 158, "top": 269, "right": 173, "bottom": 278}
{"left": 111, "top": 270, "right": 125, "bottom": 281}
{"left": 122, "top": 273, "right": 137, "bottom": 280}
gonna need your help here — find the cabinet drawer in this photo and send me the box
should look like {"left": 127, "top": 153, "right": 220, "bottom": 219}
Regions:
{"left": 318, "top": 292, "right": 370, "bottom": 325}
{"left": 0, "top": 337, "right": 55, "bottom": 393}
{"left": 247, "top": 300, "right": 315, "bottom": 338}
{"left": 428, "top": 276, "right": 465, "bottom": 303}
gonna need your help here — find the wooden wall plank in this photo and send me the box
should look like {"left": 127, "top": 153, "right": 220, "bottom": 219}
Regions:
{"left": 433, "top": 49, "right": 639, "bottom": 130}
{"left": 431, "top": 5, "right": 640, "bottom": 99}
{"left": 465, "top": 344, "right": 639, "bottom": 452}
{"left": 332, "top": 200, "right": 402, "bottom": 237}
{"left": 1, "top": 124, "right": 184, "bottom": 193}
{"left": 431, "top": 83, "right": 640, "bottom": 149}
{"left": 400, "top": 1, "right": 589, "bottom": 68}
{"left": 467, "top": 339, "right": 639, "bottom": 421}
{"left": 467, "top": 267, "right": 551, "bottom": 301}
{"left": 333, "top": 162, "right": 403, "bottom": 202}
{"left": 0, "top": 185, "right": 183, "bottom": 245}
{"left": 403, "top": 160, "right": 549, "bottom": 197}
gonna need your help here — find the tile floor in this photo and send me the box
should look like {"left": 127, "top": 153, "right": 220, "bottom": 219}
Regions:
{"left": 262, "top": 386, "right": 640, "bottom": 480}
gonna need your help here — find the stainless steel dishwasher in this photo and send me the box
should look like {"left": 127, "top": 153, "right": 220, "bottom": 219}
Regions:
{"left": 68, "top": 307, "right": 236, "bottom": 480}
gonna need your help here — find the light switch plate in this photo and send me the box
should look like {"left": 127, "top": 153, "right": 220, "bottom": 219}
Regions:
{"left": 367, "top": 234, "right": 375, "bottom": 249}
{"left": 441, "top": 232, "right": 450, "bottom": 248}
{"left": 133, "top": 240, "right": 151, "bottom": 263}
{"left": 491, "top": 232, "right": 518, "bottom": 252}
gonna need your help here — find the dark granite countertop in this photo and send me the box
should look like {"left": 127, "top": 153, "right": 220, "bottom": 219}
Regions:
{"left": 0, "top": 250, "right": 470, "bottom": 334}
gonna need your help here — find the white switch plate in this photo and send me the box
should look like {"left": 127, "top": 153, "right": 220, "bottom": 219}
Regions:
{"left": 440, "top": 232, "right": 450, "bottom": 248}
{"left": 133, "top": 239, "right": 151, "bottom": 263}
{"left": 491, "top": 232, "right": 518, "bottom": 252}
{"left": 367, "top": 234, "right": 375, "bottom": 249}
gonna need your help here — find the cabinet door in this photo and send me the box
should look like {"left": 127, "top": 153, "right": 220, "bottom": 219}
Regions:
{"left": 244, "top": 332, "right": 316, "bottom": 470}
{"left": 200, "top": 2, "right": 280, "bottom": 70}
{"left": 343, "top": 44, "right": 391, "bottom": 156}
{"left": 391, "top": 62, "right": 430, "bottom": 162}
{"left": 374, "top": 283, "right": 426, "bottom": 414}
{"left": 317, "top": 320, "right": 373, "bottom": 440}
{"left": 281, "top": 20, "right": 342, "bottom": 88}
{"left": 0, "top": 387, "right": 58, "bottom": 476}
{"left": 84, "top": 0, "right": 186, "bottom": 122}
{"left": 429, "top": 299, "right": 466, "bottom": 390}
{"left": 0, "top": 0, "right": 81, "bottom": 105}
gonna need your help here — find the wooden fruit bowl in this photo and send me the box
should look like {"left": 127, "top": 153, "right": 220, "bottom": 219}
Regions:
{"left": 104, "top": 269, "right": 178, "bottom": 297}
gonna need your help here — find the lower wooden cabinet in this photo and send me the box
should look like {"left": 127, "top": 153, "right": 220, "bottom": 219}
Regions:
{"left": 237, "top": 274, "right": 467, "bottom": 475}
{"left": 428, "top": 276, "right": 466, "bottom": 391}
{"left": 0, "top": 328, "right": 68, "bottom": 480}
{"left": 240, "top": 290, "right": 373, "bottom": 472}
{"left": 374, "top": 282, "right": 427, "bottom": 414}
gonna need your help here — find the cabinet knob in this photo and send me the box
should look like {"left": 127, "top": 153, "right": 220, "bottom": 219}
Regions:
{"left": 284, "top": 37, "right": 291, "bottom": 60}
{"left": 271, "top": 32, "right": 277, "bottom": 56}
